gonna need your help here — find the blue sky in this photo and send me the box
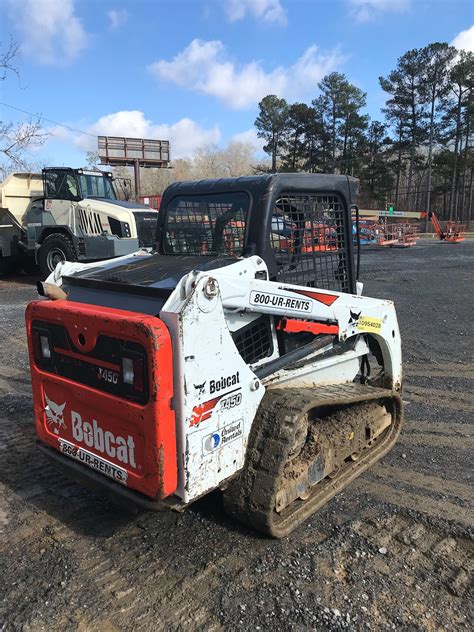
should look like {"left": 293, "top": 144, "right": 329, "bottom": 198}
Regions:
{"left": 1, "top": 0, "right": 473, "bottom": 167}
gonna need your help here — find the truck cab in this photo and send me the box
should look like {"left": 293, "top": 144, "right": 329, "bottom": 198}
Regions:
{"left": 0, "top": 167, "right": 159, "bottom": 275}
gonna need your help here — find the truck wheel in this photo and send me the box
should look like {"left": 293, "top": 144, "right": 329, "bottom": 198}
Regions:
{"left": 38, "top": 233, "right": 77, "bottom": 276}
{"left": 21, "top": 255, "right": 39, "bottom": 275}
{"left": 0, "top": 259, "right": 15, "bottom": 276}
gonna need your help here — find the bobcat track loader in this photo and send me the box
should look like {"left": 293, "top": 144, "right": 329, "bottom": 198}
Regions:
{"left": 26, "top": 174, "right": 403, "bottom": 537}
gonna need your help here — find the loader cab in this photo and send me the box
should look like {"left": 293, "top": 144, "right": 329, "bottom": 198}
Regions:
{"left": 158, "top": 173, "right": 357, "bottom": 294}
{"left": 42, "top": 168, "right": 117, "bottom": 203}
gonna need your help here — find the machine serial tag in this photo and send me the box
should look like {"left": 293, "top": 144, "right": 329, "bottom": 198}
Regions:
{"left": 357, "top": 316, "right": 383, "bottom": 333}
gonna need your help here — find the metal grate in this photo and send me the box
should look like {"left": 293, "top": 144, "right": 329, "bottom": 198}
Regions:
{"left": 134, "top": 212, "right": 158, "bottom": 247}
{"left": 78, "top": 208, "right": 103, "bottom": 235}
{"left": 232, "top": 316, "right": 273, "bottom": 365}
{"left": 270, "top": 193, "right": 350, "bottom": 292}
{"left": 163, "top": 192, "right": 249, "bottom": 256}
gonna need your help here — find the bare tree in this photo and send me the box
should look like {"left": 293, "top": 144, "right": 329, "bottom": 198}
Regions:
{"left": 0, "top": 39, "right": 50, "bottom": 177}
{"left": 0, "top": 38, "right": 19, "bottom": 82}
{"left": 108, "top": 141, "right": 262, "bottom": 197}
{"left": 85, "top": 151, "right": 100, "bottom": 169}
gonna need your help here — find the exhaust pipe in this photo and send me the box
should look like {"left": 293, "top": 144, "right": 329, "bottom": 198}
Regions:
{"left": 36, "top": 282, "right": 68, "bottom": 301}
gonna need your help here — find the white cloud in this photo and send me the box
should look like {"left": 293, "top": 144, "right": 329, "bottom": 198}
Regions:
{"left": 225, "top": 0, "right": 287, "bottom": 25}
{"left": 149, "top": 39, "right": 346, "bottom": 109}
{"left": 451, "top": 25, "right": 474, "bottom": 53}
{"left": 348, "top": 0, "right": 410, "bottom": 23}
{"left": 69, "top": 111, "right": 220, "bottom": 159}
{"left": 231, "top": 128, "right": 266, "bottom": 153}
{"left": 6, "top": 0, "right": 88, "bottom": 65}
{"left": 107, "top": 8, "right": 128, "bottom": 31}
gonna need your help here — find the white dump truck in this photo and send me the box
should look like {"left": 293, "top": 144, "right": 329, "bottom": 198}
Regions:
{"left": 0, "top": 167, "right": 159, "bottom": 275}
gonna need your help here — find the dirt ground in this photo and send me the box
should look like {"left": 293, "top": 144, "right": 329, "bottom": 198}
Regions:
{"left": 0, "top": 241, "right": 472, "bottom": 631}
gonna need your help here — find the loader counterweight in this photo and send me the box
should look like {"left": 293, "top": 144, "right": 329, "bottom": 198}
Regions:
{"left": 25, "top": 300, "right": 177, "bottom": 501}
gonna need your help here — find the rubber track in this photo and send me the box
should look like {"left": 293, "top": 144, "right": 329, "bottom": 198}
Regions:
{"left": 223, "top": 382, "right": 403, "bottom": 538}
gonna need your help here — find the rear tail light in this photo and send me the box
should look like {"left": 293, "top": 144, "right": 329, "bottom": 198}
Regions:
{"left": 122, "top": 355, "right": 145, "bottom": 392}
{"left": 32, "top": 329, "right": 52, "bottom": 363}
{"left": 40, "top": 335, "right": 51, "bottom": 359}
{"left": 122, "top": 357, "right": 134, "bottom": 384}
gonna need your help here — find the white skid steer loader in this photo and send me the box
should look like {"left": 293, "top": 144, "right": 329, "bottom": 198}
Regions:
{"left": 26, "top": 174, "right": 403, "bottom": 537}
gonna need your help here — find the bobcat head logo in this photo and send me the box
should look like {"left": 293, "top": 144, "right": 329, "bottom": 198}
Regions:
{"left": 349, "top": 310, "right": 361, "bottom": 325}
{"left": 194, "top": 381, "right": 206, "bottom": 396}
{"left": 45, "top": 394, "right": 67, "bottom": 433}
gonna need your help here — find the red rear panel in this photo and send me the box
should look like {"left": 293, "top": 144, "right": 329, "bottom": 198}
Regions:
{"left": 25, "top": 299, "right": 177, "bottom": 500}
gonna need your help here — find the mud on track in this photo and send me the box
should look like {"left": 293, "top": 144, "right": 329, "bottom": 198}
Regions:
{"left": 0, "top": 242, "right": 473, "bottom": 631}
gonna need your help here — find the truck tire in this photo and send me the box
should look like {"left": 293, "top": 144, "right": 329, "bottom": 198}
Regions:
{"left": 38, "top": 233, "right": 77, "bottom": 277}
{"left": 0, "top": 259, "right": 15, "bottom": 276}
{"left": 21, "top": 255, "right": 39, "bottom": 275}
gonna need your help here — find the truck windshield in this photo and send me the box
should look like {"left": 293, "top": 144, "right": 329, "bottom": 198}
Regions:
{"left": 78, "top": 173, "right": 117, "bottom": 200}
{"left": 163, "top": 192, "right": 249, "bottom": 256}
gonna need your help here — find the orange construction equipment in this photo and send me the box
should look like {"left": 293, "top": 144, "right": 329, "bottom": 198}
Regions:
{"left": 428, "top": 212, "right": 465, "bottom": 243}
{"left": 379, "top": 223, "right": 418, "bottom": 248}
{"left": 301, "top": 222, "right": 338, "bottom": 253}
{"left": 445, "top": 222, "right": 466, "bottom": 243}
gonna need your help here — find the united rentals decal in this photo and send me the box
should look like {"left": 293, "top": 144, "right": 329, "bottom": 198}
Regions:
{"left": 202, "top": 420, "right": 243, "bottom": 455}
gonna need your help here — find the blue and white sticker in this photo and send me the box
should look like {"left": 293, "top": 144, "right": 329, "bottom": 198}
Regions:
{"left": 202, "top": 420, "right": 242, "bottom": 455}
{"left": 203, "top": 432, "right": 221, "bottom": 453}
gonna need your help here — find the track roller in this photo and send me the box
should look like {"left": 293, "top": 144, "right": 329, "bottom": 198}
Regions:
{"left": 223, "top": 383, "right": 403, "bottom": 538}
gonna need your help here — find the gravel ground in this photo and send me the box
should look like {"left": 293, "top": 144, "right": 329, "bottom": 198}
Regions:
{"left": 0, "top": 241, "right": 473, "bottom": 631}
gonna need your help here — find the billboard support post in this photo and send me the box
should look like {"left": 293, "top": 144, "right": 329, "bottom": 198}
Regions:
{"left": 134, "top": 159, "right": 141, "bottom": 201}
{"left": 98, "top": 136, "right": 170, "bottom": 202}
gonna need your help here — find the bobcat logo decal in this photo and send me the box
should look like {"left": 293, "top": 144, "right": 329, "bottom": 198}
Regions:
{"left": 45, "top": 394, "right": 67, "bottom": 433}
{"left": 349, "top": 310, "right": 361, "bottom": 325}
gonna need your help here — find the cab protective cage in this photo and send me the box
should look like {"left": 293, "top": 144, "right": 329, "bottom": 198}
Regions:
{"left": 155, "top": 173, "right": 358, "bottom": 295}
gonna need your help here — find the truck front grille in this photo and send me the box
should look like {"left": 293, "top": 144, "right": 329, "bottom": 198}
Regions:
{"left": 133, "top": 212, "right": 158, "bottom": 247}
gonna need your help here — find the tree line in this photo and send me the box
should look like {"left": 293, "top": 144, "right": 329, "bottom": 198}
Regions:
{"left": 2, "top": 37, "right": 472, "bottom": 223}
{"left": 255, "top": 43, "right": 473, "bottom": 221}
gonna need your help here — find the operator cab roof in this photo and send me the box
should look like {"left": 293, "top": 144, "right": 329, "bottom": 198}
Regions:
{"left": 162, "top": 173, "right": 358, "bottom": 200}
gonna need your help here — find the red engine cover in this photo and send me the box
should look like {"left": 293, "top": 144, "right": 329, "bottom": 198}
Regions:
{"left": 25, "top": 299, "right": 177, "bottom": 500}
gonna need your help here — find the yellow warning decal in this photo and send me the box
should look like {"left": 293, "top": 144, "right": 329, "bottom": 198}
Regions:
{"left": 357, "top": 316, "right": 382, "bottom": 333}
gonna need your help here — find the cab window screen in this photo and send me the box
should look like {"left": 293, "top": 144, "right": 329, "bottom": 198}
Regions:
{"left": 271, "top": 193, "right": 350, "bottom": 292}
{"left": 163, "top": 192, "right": 249, "bottom": 256}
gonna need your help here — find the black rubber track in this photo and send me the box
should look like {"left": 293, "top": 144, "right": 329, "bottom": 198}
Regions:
{"left": 223, "top": 383, "right": 403, "bottom": 538}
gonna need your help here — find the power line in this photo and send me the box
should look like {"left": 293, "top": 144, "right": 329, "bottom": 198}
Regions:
{"left": 0, "top": 102, "right": 97, "bottom": 138}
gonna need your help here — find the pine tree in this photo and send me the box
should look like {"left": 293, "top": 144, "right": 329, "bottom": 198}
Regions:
{"left": 255, "top": 95, "right": 289, "bottom": 172}
{"left": 420, "top": 43, "right": 457, "bottom": 213}
{"left": 380, "top": 48, "right": 428, "bottom": 209}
